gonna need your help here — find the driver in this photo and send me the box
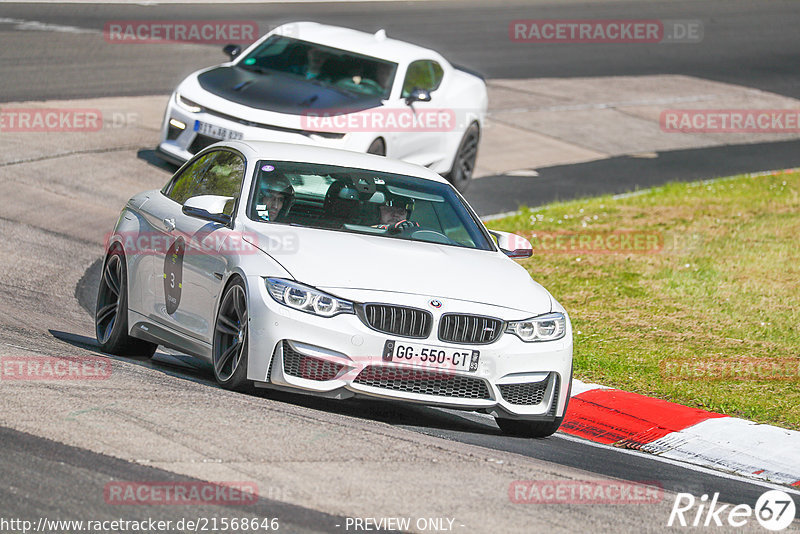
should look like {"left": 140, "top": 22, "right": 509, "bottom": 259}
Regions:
{"left": 304, "top": 48, "right": 330, "bottom": 80}
{"left": 374, "top": 193, "right": 419, "bottom": 232}
{"left": 256, "top": 174, "right": 295, "bottom": 222}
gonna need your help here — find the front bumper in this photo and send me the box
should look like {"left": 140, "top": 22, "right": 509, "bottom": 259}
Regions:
{"left": 246, "top": 277, "right": 573, "bottom": 420}
{"left": 157, "top": 96, "right": 358, "bottom": 164}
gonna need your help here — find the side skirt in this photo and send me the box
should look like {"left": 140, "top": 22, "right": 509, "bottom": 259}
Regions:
{"left": 129, "top": 318, "right": 212, "bottom": 363}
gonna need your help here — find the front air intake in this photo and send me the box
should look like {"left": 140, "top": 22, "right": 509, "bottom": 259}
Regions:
{"left": 358, "top": 304, "right": 433, "bottom": 338}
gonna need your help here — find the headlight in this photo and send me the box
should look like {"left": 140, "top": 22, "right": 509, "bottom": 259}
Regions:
{"left": 506, "top": 312, "right": 566, "bottom": 342}
{"left": 175, "top": 93, "right": 202, "bottom": 113}
{"left": 265, "top": 278, "right": 354, "bottom": 317}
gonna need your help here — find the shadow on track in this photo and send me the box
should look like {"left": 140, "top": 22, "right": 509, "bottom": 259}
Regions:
{"left": 137, "top": 148, "right": 179, "bottom": 173}
{"left": 70, "top": 253, "right": 502, "bottom": 437}
{"left": 48, "top": 329, "right": 502, "bottom": 438}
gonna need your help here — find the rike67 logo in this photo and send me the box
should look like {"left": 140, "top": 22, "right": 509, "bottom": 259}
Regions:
{"left": 668, "top": 490, "right": 797, "bottom": 531}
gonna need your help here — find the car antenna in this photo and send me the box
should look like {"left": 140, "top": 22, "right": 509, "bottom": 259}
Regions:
{"left": 374, "top": 29, "right": 387, "bottom": 41}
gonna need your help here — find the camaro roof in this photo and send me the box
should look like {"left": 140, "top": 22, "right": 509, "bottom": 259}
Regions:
{"left": 223, "top": 140, "right": 451, "bottom": 184}
{"left": 272, "top": 21, "right": 445, "bottom": 65}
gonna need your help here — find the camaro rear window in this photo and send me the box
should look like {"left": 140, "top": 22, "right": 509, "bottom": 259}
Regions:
{"left": 248, "top": 161, "right": 493, "bottom": 251}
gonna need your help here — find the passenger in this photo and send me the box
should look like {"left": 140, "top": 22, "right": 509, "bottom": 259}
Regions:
{"left": 304, "top": 48, "right": 331, "bottom": 80}
{"left": 256, "top": 175, "right": 295, "bottom": 222}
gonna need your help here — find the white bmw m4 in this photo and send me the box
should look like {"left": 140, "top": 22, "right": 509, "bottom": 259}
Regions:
{"left": 157, "top": 21, "right": 487, "bottom": 191}
{"left": 97, "top": 141, "right": 572, "bottom": 437}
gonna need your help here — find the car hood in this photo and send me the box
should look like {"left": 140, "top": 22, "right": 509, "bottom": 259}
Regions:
{"left": 196, "top": 66, "right": 383, "bottom": 115}
{"left": 247, "top": 225, "right": 552, "bottom": 315}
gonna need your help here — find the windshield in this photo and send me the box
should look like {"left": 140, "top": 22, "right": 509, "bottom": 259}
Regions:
{"left": 247, "top": 161, "right": 494, "bottom": 251}
{"left": 237, "top": 36, "right": 397, "bottom": 99}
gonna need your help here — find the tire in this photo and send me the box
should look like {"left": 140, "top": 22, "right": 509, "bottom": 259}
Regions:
{"left": 495, "top": 372, "right": 572, "bottom": 438}
{"left": 444, "top": 122, "right": 480, "bottom": 192}
{"left": 95, "top": 247, "right": 157, "bottom": 357}
{"left": 366, "top": 138, "right": 386, "bottom": 156}
{"left": 212, "top": 277, "right": 251, "bottom": 391}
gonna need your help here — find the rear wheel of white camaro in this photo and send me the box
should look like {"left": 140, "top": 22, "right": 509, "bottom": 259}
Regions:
{"left": 95, "top": 247, "right": 157, "bottom": 357}
{"left": 212, "top": 277, "right": 251, "bottom": 391}
{"left": 445, "top": 123, "right": 480, "bottom": 192}
{"left": 367, "top": 138, "right": 386, "bottom": 156}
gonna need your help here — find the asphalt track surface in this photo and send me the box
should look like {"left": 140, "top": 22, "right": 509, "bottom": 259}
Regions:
{"left": 2, "top": 0, "right": 799, "bottom": 101}
{"left": 2, "top": 1, "right": 800, "bottom": 531}
{"left": 0, "top": 426, "right": 344, "bottom": 533}
{"left": 3, "top": 0, "right": 800, "bottom": 214}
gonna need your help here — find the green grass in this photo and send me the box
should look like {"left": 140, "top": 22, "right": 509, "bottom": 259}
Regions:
{"left": 487, "top": 170, "right": 800, "bottom": 430}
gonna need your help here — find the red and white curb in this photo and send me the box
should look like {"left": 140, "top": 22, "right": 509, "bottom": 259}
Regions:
{"left": 563, "top": 380, "right": 800, "bottom": 487}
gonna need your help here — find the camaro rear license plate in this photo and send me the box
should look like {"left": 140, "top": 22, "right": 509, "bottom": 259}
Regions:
{"left": 194, "top": 120, "right": 243, "bottom": 141}
{"left": 383, "top": 340, "right": 479, "bottom": 372}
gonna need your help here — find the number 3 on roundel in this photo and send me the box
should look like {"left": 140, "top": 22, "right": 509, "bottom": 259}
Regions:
{"left": 164, "top": 237, "right": 185, "bottom": 315}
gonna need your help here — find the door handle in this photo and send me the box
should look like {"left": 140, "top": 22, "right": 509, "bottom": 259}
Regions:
{"left": 162, "top": 217, "right": 176, "bottom": 232}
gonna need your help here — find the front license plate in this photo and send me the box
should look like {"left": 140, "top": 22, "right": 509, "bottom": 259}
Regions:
{"left": 194, "top": 120, "right": 244, "bottom": 141}
{"left": 383, "top": 340, "right": 479, "bottom": 373}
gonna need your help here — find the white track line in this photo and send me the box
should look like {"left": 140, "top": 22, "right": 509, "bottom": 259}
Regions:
{"left": 2, "top": 0, "right": 421, "bottom": 4}
{"left": 553, "top": 432, "right": 800, "bottom": 496}
{"left": 0, "top": 17, "right": 98, "bottom": 34}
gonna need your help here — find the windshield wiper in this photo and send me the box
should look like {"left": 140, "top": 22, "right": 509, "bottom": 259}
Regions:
{"left": 238, "top": 64, "right": 270, "bottom": 75}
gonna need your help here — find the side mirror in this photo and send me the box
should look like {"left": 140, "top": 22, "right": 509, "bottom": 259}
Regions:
{"left": 223, "top": 44, "right": 242, "bottom": 60}
{"left": 489, "top": 230, "right": 533, "bottom": 259}
{"left": 182, "top": 195, "right": 233, "bottom": 226}
{"left": 405, "top": 88, "right": 432, "bottom": 105}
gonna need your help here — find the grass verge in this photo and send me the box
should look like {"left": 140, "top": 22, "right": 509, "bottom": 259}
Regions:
{"left": 486, "top": 169, "right": 800, "bottom": 430}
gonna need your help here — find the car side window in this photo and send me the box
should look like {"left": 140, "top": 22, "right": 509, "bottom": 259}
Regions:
{"left": 401, "top": 60, "right": 444, "bottom": 98}
{"left": 164, "top": 150, "right": 245, "bottom": 215}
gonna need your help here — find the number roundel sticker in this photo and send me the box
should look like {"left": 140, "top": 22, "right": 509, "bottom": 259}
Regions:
{"left": 164, "top": 237, "right": 185, "bottom": 315}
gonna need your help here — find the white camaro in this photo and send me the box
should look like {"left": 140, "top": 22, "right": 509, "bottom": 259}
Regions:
{"left": 98, "top": 141, "right": 572, "bottom": 437}
{"left": 157, "top": 21, "right": 487, "bottom": 191}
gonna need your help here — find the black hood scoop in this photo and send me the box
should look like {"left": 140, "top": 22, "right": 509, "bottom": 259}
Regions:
{"left": 197, "top": 66, "right": 383, "bottom": 115}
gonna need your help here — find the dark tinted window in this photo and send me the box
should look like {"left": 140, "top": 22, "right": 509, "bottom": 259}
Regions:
{"left": 402, "top": 60, "right": 444, "bottom": 98}
{"left": 164, "top": 150, "right": 245, "bottom": 215}
{"left": 247, "top": 160, "right": 493, "bottom": 251}
{"left": 238, "top": 36, "right": 398, "bottom": 99}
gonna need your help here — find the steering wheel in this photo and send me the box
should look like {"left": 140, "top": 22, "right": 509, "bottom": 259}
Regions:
{"left": 357, "top": 78, "right": 385, "bottom": 92}
{"left": 408, "top": 229, "right": 459, "bottom": 245}
{"left": 334, "top": 77, "right": 384, "bottom": 95}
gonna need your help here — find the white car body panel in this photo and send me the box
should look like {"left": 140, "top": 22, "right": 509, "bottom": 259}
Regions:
{"left": 237, "top": 221, "right": 553, "bottom": 313}
{"left": 108, "top": 141, "right": 571, "bottom": 422}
